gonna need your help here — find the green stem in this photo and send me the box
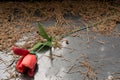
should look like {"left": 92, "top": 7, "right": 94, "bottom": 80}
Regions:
{"left": 62, "top": 13, "right": 120, "bottom": 38}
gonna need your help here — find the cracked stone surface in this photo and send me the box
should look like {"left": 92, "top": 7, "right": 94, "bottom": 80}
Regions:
{"left": 34, "top": 25, "right": 120, "bottom": 80}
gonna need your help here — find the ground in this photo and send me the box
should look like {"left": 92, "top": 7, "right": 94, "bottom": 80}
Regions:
{"left": 0, "top": 0, "right": 120, "bottom": 80}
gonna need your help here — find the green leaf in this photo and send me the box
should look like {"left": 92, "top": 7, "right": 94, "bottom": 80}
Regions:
{"left": 38, "top": 23, "right": 50, "bottom": 41}
{"left": 30, "top": 42, "right": 44, "bottom": 51}
{"left": 49, "top": 36, "right": 53, "bottom": 42}
{"left": 44, "top": 41, "right": 52, "bottom": 47}
{"left": 30, "top": 41, "right": 52, "bottom": 52}
{"left": 37, "top": 41, "right": 52, "bottom": 51}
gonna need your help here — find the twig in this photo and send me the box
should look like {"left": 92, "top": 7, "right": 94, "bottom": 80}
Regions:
{"left": 114, "top": 76, "right": 120, "bottom": 79}
{"left": 97, "top": 40, "right": 105, "bottom": 44}
{"left": 7, "top": 60, "right": 15, "bottom": 68}
{"left": 66, "top": 64, "right": 76, "bottom": 73}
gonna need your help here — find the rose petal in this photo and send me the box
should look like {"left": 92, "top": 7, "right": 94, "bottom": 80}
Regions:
{"left": 27, "top": 64, "right": 36, "bottom": 77}
{"left": 16, "top": 56, "right": 25, "bottom": 73}
{"left": 21, "top": 54, "right": 37, "bottom": 69}
{"left": 20, "top": 54, "right": 37, "bottom": 76}
{"left": 12, "top": 46, "right": 30, "bottom": 56}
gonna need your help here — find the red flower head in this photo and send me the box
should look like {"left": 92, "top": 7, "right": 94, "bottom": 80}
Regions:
{"left": 12, "top": 46, "right": 37, "bottom": 77}
{"left": 12, "top": 46, "right": 30, "bottom": 56}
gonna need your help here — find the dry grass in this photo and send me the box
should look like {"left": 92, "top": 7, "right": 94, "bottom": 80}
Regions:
{"left": 66, "top": 54, "right": 97, "bottom": 80}
{"left": 0, "top": 0, "right": 120, "bottom": 51}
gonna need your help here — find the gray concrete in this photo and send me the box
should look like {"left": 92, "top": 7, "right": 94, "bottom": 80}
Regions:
{"left": 34, "top": 25, "right": 120, "bottom": 80}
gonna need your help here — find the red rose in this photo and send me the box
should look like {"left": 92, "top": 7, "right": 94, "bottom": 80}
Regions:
{"left": 12, "top": 46, "right": 30, "bottom": 56}
{"left": 12, "top": 46, "right": 37, "bottom": 77}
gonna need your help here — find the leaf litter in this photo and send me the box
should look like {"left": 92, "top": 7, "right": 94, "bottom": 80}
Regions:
{"left": 0, "top": 0, "right": 120, "bottom": 51}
